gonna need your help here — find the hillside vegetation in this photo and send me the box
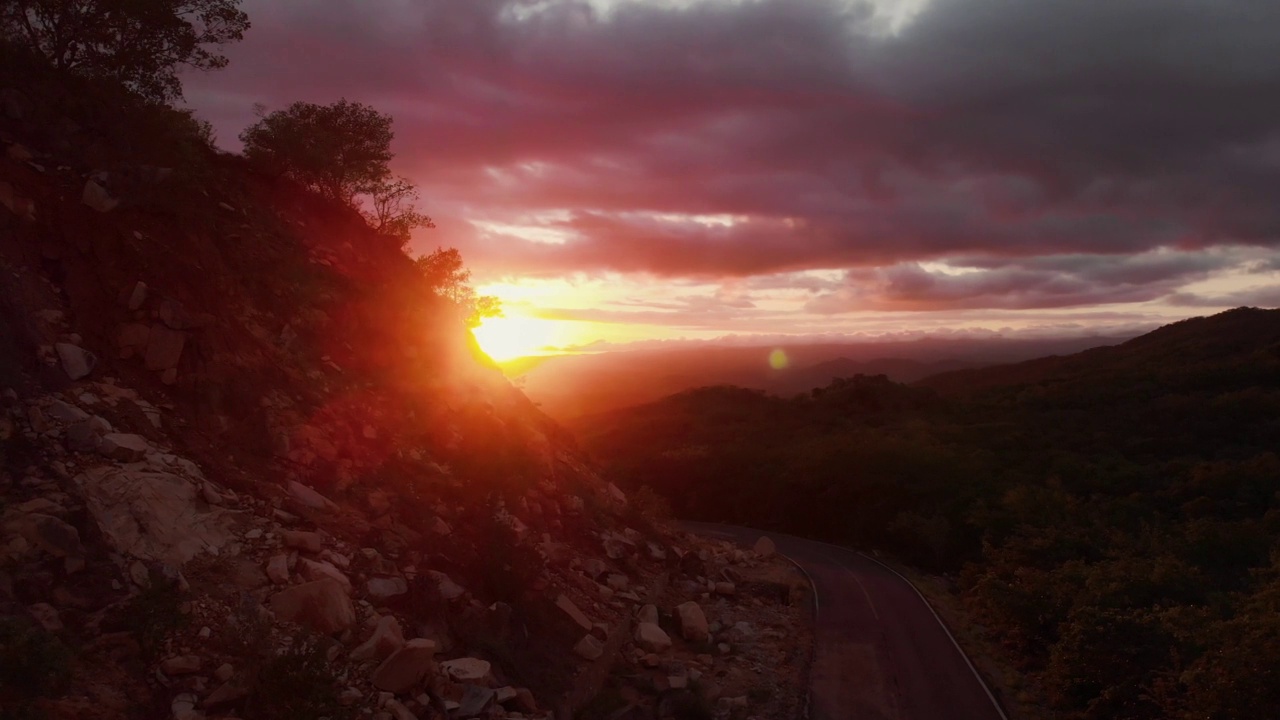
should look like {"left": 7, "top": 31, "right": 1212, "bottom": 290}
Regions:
{"left": 0, "top": 38, "right": 814, "bottom": 720}
{"left": 580, "top": 307, "right": 1280, "bottom": 720}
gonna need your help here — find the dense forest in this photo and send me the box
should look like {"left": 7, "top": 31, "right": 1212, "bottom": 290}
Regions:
{"left": 577, "top": 307, "right": 1280, "bottom": 719}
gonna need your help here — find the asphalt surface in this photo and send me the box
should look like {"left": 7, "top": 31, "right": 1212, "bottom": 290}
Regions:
{"left": 685, "top": 522, "right": 1007, "bottom": 720}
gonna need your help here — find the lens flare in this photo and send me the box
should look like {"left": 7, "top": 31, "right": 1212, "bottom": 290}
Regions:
{"left": 769, "top": 348, "right": 789, "bottom": 370}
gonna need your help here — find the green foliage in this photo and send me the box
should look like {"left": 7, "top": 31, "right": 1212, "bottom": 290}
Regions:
{"left": 244, "top": 637, "right": 348, "bottom": 720}
{"left": 1, "top": 0, "right": 249, "bottom": 101}
{"left": 240, "top": 99, "right": 394, "bottom": 203}
{"left": 0, "top": 616, "right": 72, "bottom": 702}
{"left": 585, "top": 309, "right": 1280, "bottom": 719}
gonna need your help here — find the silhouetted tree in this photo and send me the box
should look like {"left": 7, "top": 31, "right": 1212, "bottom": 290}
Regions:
{"left": 240, "top": 99, "right": 393, "bottom": 203}
{"left": 415, "top": 247, "right": 500, "bottom": 327}
{"left": 362, "top": 176, "right": 434, "bottom": 246}
{"left": 0, "top": 0, "right": 249, "bottom": 101}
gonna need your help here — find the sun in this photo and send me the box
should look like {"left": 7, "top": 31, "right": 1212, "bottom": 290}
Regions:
{"left": 472, "top": 314, "right": 568, "bottom": 362}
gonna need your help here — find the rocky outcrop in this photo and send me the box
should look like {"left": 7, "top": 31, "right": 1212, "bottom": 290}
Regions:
{"left": 75, "top": 467, "right": 239, "bottom": 565}
{"left": 269, "top": 579, "right": 356, "bottom": 634}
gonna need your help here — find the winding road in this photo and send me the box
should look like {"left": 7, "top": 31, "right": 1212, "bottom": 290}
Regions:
{"left": 686, "top": 522, "right": 1008, "bottom": 720}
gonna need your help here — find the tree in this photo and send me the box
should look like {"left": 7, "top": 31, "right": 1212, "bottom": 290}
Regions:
{"left": 362, "top": 176, "right": 435, "bottom": 246}
{"left": 415, "top": 247, "right": 500, "bottom": 327}
{"left": 239, "top": 100, "right": 393, "bottom": 203}
{"left": 1, "top": 0, "right": 249, "bottom": 102}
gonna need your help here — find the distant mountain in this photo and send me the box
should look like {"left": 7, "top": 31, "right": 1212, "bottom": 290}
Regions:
{"left": 919, "top": 306, "right": 1280, "bottom": 399}
{"left": 508, "top": 334, "right": 1133, "bottom": 420}
{"left": 576, "top": 306, "right": 1280, "bottom": 720}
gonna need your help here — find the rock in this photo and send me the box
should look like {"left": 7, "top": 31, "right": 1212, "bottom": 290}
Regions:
{"left": 82, "top": 180, "right": 119, "bottom": 212}
{"left": 634, "top": 622, "right": 672, "bottom": 653}
{"left": 145, "top": 325, "right": 185, "bottom": 371}
{"left": 113, "top": 320, "right": 151, "bottom": 356}
{"left": 637, "top": 604, "right": 659, "bottom": 625}
{"left": 753, "top": 536, "right": 776, "bottom": 558}
{"left": 269, "top": 579, "right": 356, "bottom": 634}
{"left": 171, "top": 692, "right": 201, "bottom": 720}
{"left": 574, "top": 634, "right": 604, "bottom": 660}
{"left": 65, "top": 420, "right": 102, "bottom": 452}
{"left": 457, "top": 685, "right": 495, "bottom": 718}
{"left": 429, "top": 517, "right": 451, "bottom": 535}
{"left": 714, "top": 581, "right": 736, "bottom": 596}
{"left": 46, "top": 401, "right": 88, "bottom": 424}
{"left": 287, "top": 481, "right": 337, "bottom": 511}
{"left": 161, "top": 368, "right": 178, "bottom": 385}
{"left": 7, "top": 143, "right": 33, "bottom": 162}
{"left": 428, "top": 571, "right": 465, "bottom": 600}
{"left": 385, "top": 699, "right": 418, "bottom": 720}
{"left": 299, "top": 558, "right": 351, "bottom": 593}
{"left": 98, "top": 433, "right": 149, "bottom": 461}
{"left": 123, "top": 281, "right": 148, "bottom": 310}
{"left": 351, "top": 615, "right": 405, "bottom": 662}
{"left": 265, "top": 554, "right": 289, "bottom": 584}
{"left": 441, "top": 658, "right": 493, "bottom": 685}
{"left": 203, "top": 678, "right": 249, "bottom": 708}
{"left": 130, "top": 560, "right": 150, "bottom": 586}
{"left": 371, "top": 638, "right": 438, "bottom": 693}
{"left": 582, "top": 558, "right": 608, "bottom": 579}
{"left": 161, "top": 655, "right": 202, "bottom": 675}
{"left": 2, "top": 512, "right": 85, "bottom": 563}
{"left": 214, "top": 663, "right": 234, "bottom": 682}
{"left": 27, "top": 602, "right": 63, "bottom": 632}
{"left": 159, "top": 298, "right": 210, "bottom": 330}
{"left": 556, "top": 594, "right": 592, "bottom": 632}
{"left": 606, "top": 482, "right": 628, "bottom": 505}
{"left": 280, "top": 530, "right": 322, "bottom": 553}
{"left": 54, "top": 342, "right": 96, "bottom": 380}
{"left": 606, "top": 573, "right": 629, "bottom": 591}
{"left": 676, "top": 601, "right": 709, "bottom": 642}
{"left": 513, "top": 688, "right": 538, "bottom": 713}
{"left": 367, "top": 576, "right": 408, "bottom": 603}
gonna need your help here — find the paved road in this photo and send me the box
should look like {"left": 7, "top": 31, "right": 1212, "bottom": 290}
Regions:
{"left": 686, "top": 522, "right": 1007, "bottom": 720}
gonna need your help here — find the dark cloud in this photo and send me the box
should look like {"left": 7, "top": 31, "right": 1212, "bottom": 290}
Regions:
{"left": 804, "top": 251, "right": 1233, "bottom": 311}
{"left": 185, "top": 0, "right": 1280, "bottom": 304}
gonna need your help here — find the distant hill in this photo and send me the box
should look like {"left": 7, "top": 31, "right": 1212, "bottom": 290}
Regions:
{"left": 509, "top": 334, "right": 1131, "bottom": 421}
{"left": 578, "top": 307, "right": 1280, "bottom": 720}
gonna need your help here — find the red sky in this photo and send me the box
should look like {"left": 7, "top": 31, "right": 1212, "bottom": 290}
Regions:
{"left": 184, "top": 0, "right": 1280, "bottom": 358}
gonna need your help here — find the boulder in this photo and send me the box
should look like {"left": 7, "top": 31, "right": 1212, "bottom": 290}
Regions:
{"left": 115, "top": 322, "right": 149, "bottom": 356}
{"left": 371, "top": 638, "right": 437, "bottom": 693}
{"left": 753, "top": 536, "right": 776, "bottom": 558}
{"left": 606, "top": 573, "right": 629, "bottom": 591}
{"left": 351, "top": 615, "right": 405, "bottom": 662}
{"left": 299, "top": 558, "right": 351, "bottom": 593}
{"left": 161, "top": 655, "right": 202, "bottom": 675}
{"left": 65, "top": 420, "right": 102, "bottom": 452}
{"left": 574, "top": 634, "right": 604, "bottom": 660}
{"left": 71, "top": 469, "right": 207, "bottom": 558}
{"left": 98, "top": 433, "right": 149, "bottom": 462}
{"left": 457, "top": 685, "right": 496, "bottom": 718}
{"left": 287, "top": 481, "right": 337, "bottom": 511}
{"left": 555, "top": 594, "right": 592, "bottom": 632}
{"left": 280, "top": 530, "right": 322, "bottom": 553}
{"left": 265, "top": 554, "right": 289, "bottom": 584}
{"left": 634, "top": 622, "right": 672, "bottom": 653}
{"left": 3, "top": 512, "right": 85, "bottom": 563}
{"left": 714, "top": 581, "right": 736, "bottom": 596}
{"left": 55, "top": 342, "right": 96, "bottom": 380}
{"left": 144, "top": 325, "right": 185, "bottom": 371}
{"left": 82, "top": 180, "right": 119, "bottom": 212}
{"left": 637, "top": 605, "right": 659, "bottom": 625}
{"left": 441, "top": 658, "right": 493, "bottom": 685}
{"left": 27, "top": 602, "right": 63, "bottom": 632}
{"left": 676, "top": 602, "right": 709, "bottom": 642}
{"left": 385, "top": 699, "right": 418, "bottom": 720}
{"left": 123, "top": 281, "right": 148, "bottom": 310}
{"left": 270, "top": 579, "right": 355, "bottom": 634}
{"left": 46, "top": 401, "right": 89, "bottom": 424}
{"left": 203, "top": 678, "right": 249, "bottom": 708}
{"left": 366, "top": 576, "right": 408, "bottom": 603}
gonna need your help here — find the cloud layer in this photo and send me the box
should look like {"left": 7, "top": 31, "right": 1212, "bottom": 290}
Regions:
{"left": 185, "top": 0, "right": 1280, "bottom": 318}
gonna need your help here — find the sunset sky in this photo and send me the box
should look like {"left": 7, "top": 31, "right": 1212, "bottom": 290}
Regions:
{"left": 186, "top": 0, "right": 1280, "bottom": 359}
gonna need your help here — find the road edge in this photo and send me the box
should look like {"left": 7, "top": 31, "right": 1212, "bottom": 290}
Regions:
{"left": 775, "top": 549, "right": 818, "bottom": 720}
{"left": 857, "top": 551, "right": 1011, "bottom": 720}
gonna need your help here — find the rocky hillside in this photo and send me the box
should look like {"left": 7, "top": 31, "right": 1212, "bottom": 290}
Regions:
{"left": 0, "top": 59, "right": 811, "bottom": 720}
